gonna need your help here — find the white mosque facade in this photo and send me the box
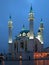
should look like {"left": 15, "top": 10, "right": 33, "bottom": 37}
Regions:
{"left": 8, "top": 6, "right": 45, "bottom": 59}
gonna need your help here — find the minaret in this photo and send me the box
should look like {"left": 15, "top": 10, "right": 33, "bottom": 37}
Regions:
{"left": 36, "top": 19, "right": 44, "bottom": 44}
{"left": 28, "top": 5, "right": 34, "bottom": 39}
{"left": 8, "top": 16, "right": 13, "bottom": 53}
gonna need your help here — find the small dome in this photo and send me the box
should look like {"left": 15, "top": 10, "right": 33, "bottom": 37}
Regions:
{"left": 19, "top": 30, "right": 29, "bottom": 37}
{"left": 19, "top": 24, "right": 29, "bottom": 37}
{"left": 20, "top": 30, "right": 29, "bottom": 34}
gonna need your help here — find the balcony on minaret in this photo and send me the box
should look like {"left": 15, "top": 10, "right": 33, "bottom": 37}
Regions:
{"left": 8, "top": 16, "right": 13, "bottom": 28}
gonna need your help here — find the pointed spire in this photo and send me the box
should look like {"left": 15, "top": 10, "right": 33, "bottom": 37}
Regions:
{"left": 22, "top": 24, "right": 26, "bottom": 31}
{"left": 9, "top": 15, "right": 12, "bottom": 20}
{"left": 30, "top": 4, "right": 33, "bottom": 13}
{"left": 41, "top": 18, "right": 43, "bottom": 21}
{"left": 40, "top": 19, "right": 44, "bottom": 29}
{"left": 40, "top": 18, "right": 43, "bottom": 24}
{"left": 29, "top": 4, "right": 34, "bottom": 21}
{"left": 23, "top": 24, "right": 25, "bottom": 28}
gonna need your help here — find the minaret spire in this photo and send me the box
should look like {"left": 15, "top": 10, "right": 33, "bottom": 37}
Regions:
{"left": 29, "top": 5, "right": 34, "bottom": 21}
{"left": 9, "top": 15, "right": 12, "bottom": 20}
{"left": 28, "top": 5, "right": 34, "bottom": 39}
{"left": 41, "top": 18, "right": 42, "bottom": 21}
{"left": 30, "top": 5, "right": 32, "bottom": 12}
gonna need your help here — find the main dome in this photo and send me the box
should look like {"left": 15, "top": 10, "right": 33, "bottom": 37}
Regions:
{"left": 19, "top": 29, "right": 30, "bottom": 37}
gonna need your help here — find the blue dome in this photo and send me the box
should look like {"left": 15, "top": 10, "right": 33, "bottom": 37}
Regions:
{"left": 20, "top": 30, "right": 29, "bottom": 34}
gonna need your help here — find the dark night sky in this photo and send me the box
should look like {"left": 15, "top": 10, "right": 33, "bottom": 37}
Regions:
{"left": 0, "top": 0, "right": 49, "bottom": 53}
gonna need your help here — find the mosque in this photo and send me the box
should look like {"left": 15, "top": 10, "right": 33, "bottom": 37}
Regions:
{"left": 8, "top": 6, "right": 48, "bottom": 59}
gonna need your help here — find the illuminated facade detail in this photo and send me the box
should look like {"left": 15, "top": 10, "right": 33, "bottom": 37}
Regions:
{"left": 19, "top": 34, "right": 21, "bottom": 36}
{"left": 27, "top": 32, "right": 30, "bottom": 37}
{"left": 8, "top": 16, "right": 13, "bottom": 53}
{"left": 28, "top": 5, "right": 34, "bottom": 39}
{"left": 36, "top": 35, "right": 43, "bottom": 44}
{"left": 9, "top": 40, "right": 12, "bottom": 43}
{"left": 22, "top": 32, "right": 26, "bottom": 36}
{"left": 34, "top": 52, "right": 48, "bottom": 59}
{"left": 29, "top": 36, "right": 34, "bottom": 39}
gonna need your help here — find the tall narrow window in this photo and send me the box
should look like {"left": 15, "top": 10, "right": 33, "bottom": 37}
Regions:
{"left": 20, "top": 42, "right": 24, "bottom": 48}
{"left": 35, "top": 44, "right": 37, "bottom": 52}
{"left": 17, "top": 42, "right": 18, "bottom": 52}
{"left": 14, "top": 43, "right": 16, "bottom": 50}
{"left": 25, "top": 41, "right": 27, "bottom": 52}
